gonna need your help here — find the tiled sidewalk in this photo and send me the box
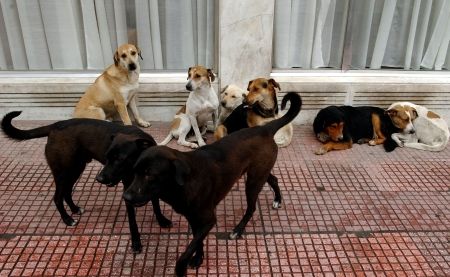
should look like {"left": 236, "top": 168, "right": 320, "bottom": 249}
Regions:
{"left": 0, "top": 121, "right": 448, "bottom": 276}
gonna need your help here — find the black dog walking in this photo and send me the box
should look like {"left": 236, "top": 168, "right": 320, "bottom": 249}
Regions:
{"left": 122, "top": 92, "right": 302, "bottom": 276}
{"left": 1, "top": 112, "right": 171, "bottom": 253}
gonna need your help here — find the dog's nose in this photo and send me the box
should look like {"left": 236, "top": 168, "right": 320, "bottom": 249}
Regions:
{"left": 221, "top": 101, "right": 226, "bottom": 107}
{"left": 122, "top": 192, "right": 134, "bottom": 203}
{"left": 186, "top": 83, "right": 193, "bottom": 91}
{"left": 95, "top": 173, "right": 106, "bottom": 184}
{"left": 409, "top": 129, "right": 415, "bottom": 134}
{"left": 128, "top": 63, "right": 137, "bottom": 71}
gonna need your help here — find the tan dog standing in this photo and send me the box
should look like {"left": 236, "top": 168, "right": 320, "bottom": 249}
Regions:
{"left": 159, "top": 65, "right": 218, "bottom": 148}
{"left": 73, "top": 44, "right": 150, "bottom": 127}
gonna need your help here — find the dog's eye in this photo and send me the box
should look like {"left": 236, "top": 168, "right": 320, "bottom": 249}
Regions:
{"left": 231, "top": 95, "right": 236, "bottom": 98}
{"left": 131, "top": 51, "right": 136, "bottom": 56}
{"left": 262, "top": 83, "right": 268, "bottom": 88}
{"left": 121, "top": 53, "right": 127, "bottom": 58}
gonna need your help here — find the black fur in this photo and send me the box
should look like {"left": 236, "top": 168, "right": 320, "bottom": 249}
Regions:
{"left": 1, "top": 111, "right": 171, "bottom": 253}
{"left": 313, "top": 106, "right": 399, "bottom": 151}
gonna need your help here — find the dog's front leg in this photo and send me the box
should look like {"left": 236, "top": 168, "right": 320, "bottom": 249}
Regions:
{"left": 175, "top": 219, "right": 215, "bottom": 276}
{"left": 188, "top": 114, "right": 206, "bottom": 146}
{"left": 115, "top": 101, "right": 132, "bottom": 125}
{"left": 125, "top": 202, "right": 142, "bottom": 253}
{"left": 128, "top": 95, "right": 151, "bottom": 127}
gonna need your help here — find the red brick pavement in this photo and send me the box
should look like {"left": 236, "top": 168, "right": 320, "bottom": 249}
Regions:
{"left": 0, "top": 120, "right": 448, "bottom": 276}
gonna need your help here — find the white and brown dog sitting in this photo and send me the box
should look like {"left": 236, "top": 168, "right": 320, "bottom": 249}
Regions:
{"left": 218, "top": 84, "right": 246, "bottom": 125}
{"left": 385, "top": 102, "right": 449, "bottom": 152}
{"left": 159, "top": 65, "right": 218, "bottom": 148}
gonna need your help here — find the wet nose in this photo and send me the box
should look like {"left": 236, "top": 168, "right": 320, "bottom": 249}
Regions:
{"left": 409, "top": 129, "right": 415, "bottom": 134}
{"left": 95, "top": 173, "right": 105, "bottom": 184}
{"left": 122, "top": 191, "right": 134, "bottom": 203}
{"left": 128, "top": 63, "right": 137, "bottom": 71}
{"left": 186, "top": 82, "right": 193, "bottom": 91}
{"left": 221, "top": 101, "right": 226, "bottom": 107}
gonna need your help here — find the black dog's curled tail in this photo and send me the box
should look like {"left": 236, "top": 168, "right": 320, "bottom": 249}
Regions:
{"left": 1, "top": 111, "right": 52, "bottom": 140}
{"left": 266, "top": 92, "right": 302, "bottom": 136}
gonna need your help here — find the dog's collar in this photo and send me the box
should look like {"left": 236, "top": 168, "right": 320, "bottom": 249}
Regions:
{"left": 249, "top": 103, "right": 277, "bottom": 118}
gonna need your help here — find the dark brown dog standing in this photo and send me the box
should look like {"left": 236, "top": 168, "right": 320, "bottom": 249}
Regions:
{"left": 1, "top": 111, "right": 171, "bottom": 253}
{"left": 123, "top": 92, "right": 302, "bottom": 276}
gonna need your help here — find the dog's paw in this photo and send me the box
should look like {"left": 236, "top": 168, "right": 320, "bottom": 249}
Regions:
{"left": 131, "top": 241, "right": 142, "bottom": 254}
{"left": 73, "top": 207, "right": 84, "bottom": 215}
{"left": 315, "top": 147, "right": 327, "bottom": 155}
{"left": 316, "top": 132, "right": 329, "bottom": 143}
{"left": 63, "top": 217, "right": 78, "bottom": 226}
{"left": 188, "top": 253, "right": 204, "bottom": 269}
{"left": 368, "top": 140, "right": 376, "bottom": 146}
{"left": 175, "top": 260, "right": 188, "bottom": 277}
{"left": 157, "top": 217, "right": 173, "bottom": 228}
{"left": 189, "top": 143, "right": 199, "bottom": 149}
{"left": 197, "top": 140, "right": 206, "bottom": 147}
{"left": 272, "top": 201, "right": 282, "bottom": 209}
{"left": 137, "top": 119, "right": 151, "bottom": 128}
{"left": 228, "top": 231, "right": 241, "bottom": 240}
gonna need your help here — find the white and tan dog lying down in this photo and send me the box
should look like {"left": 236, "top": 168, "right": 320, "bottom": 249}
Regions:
{"left": 159, "top": 65, "right": 219, "bottom": 148}
{"left": 73, "top": 44, "right": 150, "bottom": 127}
{"left": 214, "top": 78, "right": 294, "bottom": 147}
{"left": 385, "top": 102, "right": 449, "bottom": 151}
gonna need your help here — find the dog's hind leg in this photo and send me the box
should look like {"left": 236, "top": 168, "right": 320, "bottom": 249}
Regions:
{"left": 53, "top": 174, "right": 81, "bottom": 226}
{"left": 62, "top": 162, "right": 87, "bottom": 215}
{"left": 267, "top": 173, "right": 282, "bottom": 209}
{"left": 229, "top": 172, "right": 268, "bottom": 239}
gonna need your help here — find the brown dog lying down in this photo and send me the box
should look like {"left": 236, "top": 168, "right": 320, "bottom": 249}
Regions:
{"left": 1, "top": 112, "right": 171, "bottom": 253}
{"left": 123, "top": 92, "right": 302, "bottom": 276}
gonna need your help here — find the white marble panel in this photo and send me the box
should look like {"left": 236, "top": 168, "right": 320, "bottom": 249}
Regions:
{"left": 219, "top": 0, "right": 275, "bottom": 89}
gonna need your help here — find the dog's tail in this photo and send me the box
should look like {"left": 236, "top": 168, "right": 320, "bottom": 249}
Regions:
{"left": 158, "top": 132, "right": 173, "bottom": 146}
{"left": 1, "top": 111, "right": 53, "bottom": 140}
{"left": 383, "top": 136, "right": 398, "bottom": 152}
{"left": 265, "top": 92, "right": 302, "bottom": 136}
{"left": 403, "top": 141, "right": 449, "bottom": 152}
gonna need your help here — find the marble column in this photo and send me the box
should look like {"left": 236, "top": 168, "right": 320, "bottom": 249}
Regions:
{"left": 219, "top": 0, "right": 275, "bottom": 90}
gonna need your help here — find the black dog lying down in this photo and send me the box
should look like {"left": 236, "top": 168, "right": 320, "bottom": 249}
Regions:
{"left": 313, "top": 105, "right": 399, "bottom": 154}
{"left": 1, "top": 112, "right": 171, "bottom": 253}
{"left": 122, "top": 92, "right": 302, "bottom": 276}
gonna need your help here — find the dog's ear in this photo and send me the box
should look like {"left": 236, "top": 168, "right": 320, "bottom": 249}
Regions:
{"left": 207, "top": 69, "right": 215, "bottom": 83}
{"left": 136, "top": 46, "right": 143, "bottom": 60}
{"left": 187, "top": 67, "right": 192, "bottom": 80}
{"left": 410, "top": 108, "right": 418, "bottom": 120}
{"left": 220, "top": 85, "right": 229, "bottom": 94}
{"left": 247, "top": 80, "right": 253, "bottom": 91}
{"left": 135, "top": 139, "right": 153, "bottom": 150}
{"left": 114, "top": 50, "right": 119, "bottom": 66}
{"left": 268, "top": 79, "right": 281, "bottom": 91}
{"left": 385, "top": 109, "right": 397, "bottom": 117}
{"left": 173, "top": 159, "right": 190, "bottom": 186}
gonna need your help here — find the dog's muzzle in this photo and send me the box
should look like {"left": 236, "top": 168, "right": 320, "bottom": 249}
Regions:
{"left": 122, "top": 192, "right": 147, "bottom": 207}
{"left": 95, "top": 173, "right": 119, "bottom": 187}
{"left": 186, "top": 82, "right": 193, "bottom": 91}
{"left": 128, "top": 63, "right": 137, "bottom": 71}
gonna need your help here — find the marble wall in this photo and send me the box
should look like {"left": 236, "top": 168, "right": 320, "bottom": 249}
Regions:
{"left": 219, "top": 0, "right": 275, "bottom": 90}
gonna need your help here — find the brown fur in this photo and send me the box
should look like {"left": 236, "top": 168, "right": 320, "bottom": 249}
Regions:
{"left": 73, "top": 44, "right": 150, "bottom": 127}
